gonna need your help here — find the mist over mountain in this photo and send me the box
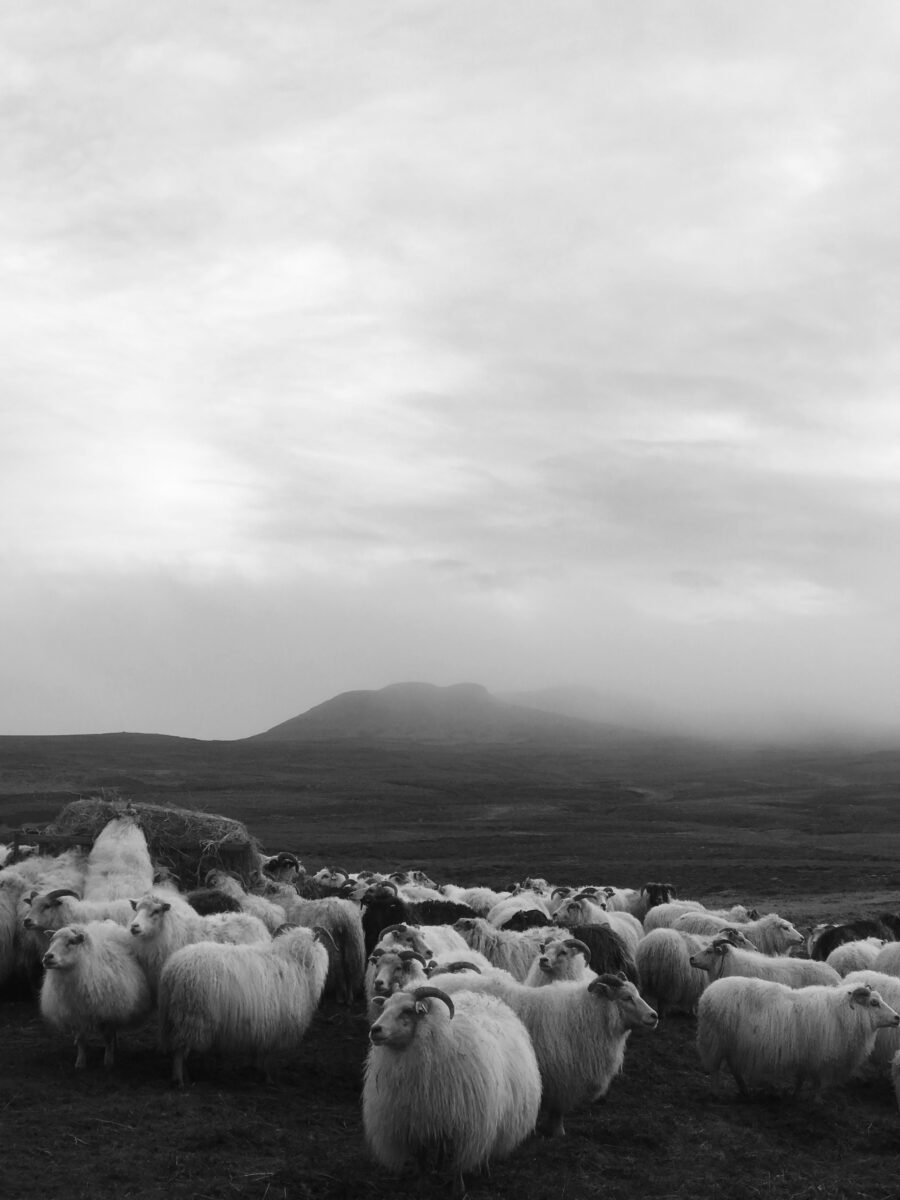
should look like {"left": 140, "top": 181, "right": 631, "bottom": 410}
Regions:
{"left": 251, "top": 681, "right": 616, "bottom": 743}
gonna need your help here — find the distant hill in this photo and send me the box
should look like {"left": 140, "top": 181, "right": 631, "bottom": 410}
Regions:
{"left": 251, "top": 681, "right": 616, "bottom": 743}
{"left": 496, "top": 685, "right": 679, "bottom": 732}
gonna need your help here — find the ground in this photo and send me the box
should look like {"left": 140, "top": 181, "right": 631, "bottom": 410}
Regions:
{"left": 2, "top": 733, "right": 900, "bottom": 1199}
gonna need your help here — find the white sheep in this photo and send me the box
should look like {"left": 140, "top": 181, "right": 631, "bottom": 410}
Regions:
{"left": 696, "top": 975, "right": 900, "bottom": 1096}
{"left": 843, "top": 970, "right": 900, "bottom": 1077}
{"left": 674, "top": 910, "right": 803, "bottom": 955}
{"left": 871, "top": 942, "right": 900, "bottom": 977}
{"left": 1, "top": 849, "right": 89, "bottom": 991}
{"left": 128, "top": 891, "right": 270, "bottom": 999}
{"left": 437, "top": 969, "right": 658, "bottom": 1136}
{"left": 204, "top": 868, "right": 287, "bottom": 933}
{"left": 555, "top": 897, "right": 644, "bottom": 958}
{"left": 83, "top": 816, "right": 154, "bottom": 901}
{"left": 363, "top": 985, "right": 541, "bottom": 1196}
{"left": 643, "top": 900, "right": 751, "bottom": 933}
{"left": 523, "top": 937, "right": 595, "bottom": 987}
{"left": 826, "top": 938, "right": 885, "bottom": 977}
{"left": 486, "top": 892, "right": 551, "bottom": 929}
{"left": 439, "top": 884, "right": 507, "bottom": 915}
{"left": 158, "top": 925, "right": 329, "bottom": 1086}
{"left": 453, "top": 917, "right": 562, "bottom": 981}
{"left": 22, "top": 888, "right": 137, "bottom": 935}
{"left": 275, "top": 893, "right": 367, "bottom": 1004}
{"left": 40, "top": 921, "right": 153, "bottom": 1068}
{"left": 634, "top": 927, "right": 753, "bottom": 1017}
{"left": 689, "top": 938, "right": 841, "bottom": 988}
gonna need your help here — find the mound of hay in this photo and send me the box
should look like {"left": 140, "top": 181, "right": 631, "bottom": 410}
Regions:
{"left": 41, "top": 792, "right": 262, "bottom": 890}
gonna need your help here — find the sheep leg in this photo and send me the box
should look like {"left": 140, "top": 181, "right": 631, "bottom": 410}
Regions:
{"left": 102, "top": 1029, "right": 117, "bottom": 1068}
{"left": 74, "top": 1035, "right": 88, "bottom": 1069}
{"left": 544, "top": 1108, "right": 566, "bottom": 1137}
{"left": 171, "top": 1048, "right": 189, "bottom": 1088}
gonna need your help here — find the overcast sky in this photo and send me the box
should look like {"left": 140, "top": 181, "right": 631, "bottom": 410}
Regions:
{"left": 3, "top": 1, "right": 900, "bottom": 742}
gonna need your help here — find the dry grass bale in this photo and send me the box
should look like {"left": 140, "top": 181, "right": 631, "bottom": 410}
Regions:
{"left": 41, "top": 795, "right": 261, "bottom": 892}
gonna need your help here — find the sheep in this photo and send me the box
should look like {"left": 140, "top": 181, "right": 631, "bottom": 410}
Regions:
{"left": 871, "top": 941, "right": 900, "bottom": 978}
{"left": 555, "top": 897, "right": 644, "bottom": 958}
{"left": 696, "top": 975, "right": 900, "bottom": 1097}
{"left": 825, "top": 938, "right": 886, "bottom": 977}
{"left": 629, "top": 881, "right": 678, "bottom": 923}
{"left": 366, "top": 948, "right": 432, "bottom": 1020}
{"left": 0, "top": 849, "right": 89, "bottom": 993}
{"left": 128, "top": 891, "right": 270, "bottom": 999}
{"left": 634, "top": 927, "right": 755, "bottom": 1017}
{"left": 158, "top": 925, "right": 329, "bottom": 1086}
{"left": 453, "top": 917, "right": 563, "bottom": 981}
{"left": 22, "top": 888, "right": 138, "bottom": 935}
{"left": 82, "top": 816, "right": 154, "bottom": 901}
{"left": 689, "top": 937, "right": 841, "bottom": 988}
{"left": 843, "top": 970, "right": 900, "bottom": 1077}
{"left": 674, "top": 911, "right": 803, "bottom": 955}
{"left": 809, "top": 918, "right": 895, "bottom": 961}
{"left": 563, "top": 923, "right": 640, "bottom": 985}
{"left": 360, "top": 881, "right": 478, "bottom": 956}
{"left": 363, "top": 985, "right": 541, "bottom": 1196}
{"left": 40, "top": 921, "right": 153, "bottom": 1069}
{"left": 276, "top": 894, "right": 366, "bottom": 1005}
{"left": 523, "top": 937, "right": 594, "bottom": 987}
{"left": 643, "top": 900, "right": 752, "bottom": 934}
{"left": 486, "top": 892, "right": 551, "bottom": 929}
{"left": 204, "top": 869, "right": 287, "bottom": 933}
{"left": 436, "top": 969, "right": 658, "bottom": 1136}
{"left": 438, "top": 884, "right": 507, "bottom": 915}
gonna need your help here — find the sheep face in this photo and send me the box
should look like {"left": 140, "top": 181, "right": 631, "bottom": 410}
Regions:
{"left": 369, "top": 988, "right": 454, "bottom": 1049}
{"left": 375, "top": 925, "right": 433, "bottom": 958}
{"left": 589, "top": 973, "right": 658, "bottom": 1029}
{"left": 371, "top": 951, "right": 429, "bottom": 998}
{"left": 852, "top": 985, "right": 900, "bottom": 1029}
{"left": 536, "top": 938, "right": 591, "bottom": 980}
{"left": 42, "top": 926, "right": 86, "bottom": 971}
{"left": 22, "top": 890, "right": 79, "bottom": 932}
{"left": 128, "top": 896, "right": 171, "bottom": 939}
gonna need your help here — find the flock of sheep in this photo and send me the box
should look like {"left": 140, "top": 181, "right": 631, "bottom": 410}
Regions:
{"left": 3, "top": 817, "right": 900, "bottom": 1195}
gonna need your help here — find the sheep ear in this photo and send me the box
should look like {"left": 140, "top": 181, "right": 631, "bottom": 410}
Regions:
{"left": 70, "top": 932, "right": 85, "bottom": 944}
{"left": 850, "top": 986, "right": 871, "bottom": 1005}
{"left": 43, "top": 929, "right": 55, "bottom": 940}
{"left": 588, "top": 978, "right": 614, "bottom": 999}
{"left": 129, "top": 899, "right": 138, "bottom": 911}
{"left": 370, "top": 996, "right": 386, "bottom": 1013}
{"left": 161, "top": 902, "right": 171, "bottom": 913}
{"left": 414, "top": 1000, "right": 429, "bottom": 1015}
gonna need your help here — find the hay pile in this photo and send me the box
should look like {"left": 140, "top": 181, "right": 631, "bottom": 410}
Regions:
{"left": 40, "top": 792, "right": 262, "bottom": 889}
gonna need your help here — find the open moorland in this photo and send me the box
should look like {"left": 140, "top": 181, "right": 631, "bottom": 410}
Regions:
{"left": 2, "top": 729, "right": 900, "bottom": 1199}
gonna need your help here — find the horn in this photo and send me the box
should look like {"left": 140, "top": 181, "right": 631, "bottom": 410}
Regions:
{"left": 45, "top": 889, "right": 80, "bottom": 905}
{"left": 399, "top": 951, "right": 428, "bottom": 966}
{"left": 551, "top": 886, "right": 571, "bottom": 898}
{"left": 411, "top": 986, "right": 455, "bottom": 1018}
{"left": 378, "top": 923, "right": 409, "bottom": 938}
{"left": 563, "top": 938, "right": 592, "bottom": 962}
{"left": 430, "top": 961, "right": 482, "bottom": 976}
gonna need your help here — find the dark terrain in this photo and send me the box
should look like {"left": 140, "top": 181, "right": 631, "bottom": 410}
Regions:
{"left": 2, "top": 722, "right": 900, "bottom": 1198}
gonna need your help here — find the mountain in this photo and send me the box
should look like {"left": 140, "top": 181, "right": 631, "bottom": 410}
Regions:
{"left": 496, "top": 685, "right": 680, "bottom": 733}
{"left": 251, "top": 681, "right": 614, "bottom": 743}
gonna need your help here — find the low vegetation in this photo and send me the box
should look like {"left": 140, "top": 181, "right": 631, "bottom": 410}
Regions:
{"left": 2, "top": 733, "right": 900, "bottom": 1198}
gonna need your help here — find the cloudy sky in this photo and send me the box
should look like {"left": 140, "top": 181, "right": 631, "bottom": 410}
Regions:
{"left": 3, "top": 1, "right": 900, "bottom": 742}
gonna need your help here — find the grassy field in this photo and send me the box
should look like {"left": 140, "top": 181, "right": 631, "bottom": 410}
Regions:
{"left": 2, "top": 731, "right": 900, "bottom": 1199}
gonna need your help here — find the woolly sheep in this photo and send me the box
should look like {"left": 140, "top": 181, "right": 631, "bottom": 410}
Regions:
{"left": 40, "top": 921, "right": 153, "bottom": 1068}
{"left": 158, "top": 925, "right": 329, "bottom": 1086}
{"left": 438, "top": 884, "right": 506, "bottom": 915}
{"left": 1, "top": 849, "right": 89, "bottom": 992}
{"left": 634, "top": 927, "right": 755, "bottom": 1017}
{"left": 523, "top": 937, "right": 594, "bottom": 987}
{"left": 128, "top": 891, "right": 270, "bottom": 999}
{"left": 23, "top": 889, "right": 137, "bottom": 935}
{"left": 204, "top": 869, "right": 287, "bottom": 933}
{"left": 82, "top": 817, "right": 154, "bottom": 902}
{"left": 555, "top": 897, "right": 644, "bottom": 958}
{"left": 486, "top": 892, "right": 551, "bottom": 929}
{"left": 826, "top": 938, "right": 886, "bottom": 977}
{"left": 696, "top": 976, "right": 900, "bottom": 1096}
{"left": 675, "top": 911, "right": 803, "bottom": 955}
{"left": 843, "top": 970, "right": 900, "bottom": 1077}
{"left": 453, "top": 917, "right": 563, "bottom": 981}
{"left": 689, "top": 938, "right": 841, "bottom": 988}
{"left": 363, "top": 985, "right": 541, "bottom": 1196}
{"left": 275, "top": 893, "right": 366, "bottom": 1004}
{"left": 643, "top": 900, "right": 751, "bottom": 934}
{"left": 871, "top": 942, "right": 900, "bottom": 978}
{"left": 437, "top": 969, "right": 658, "bottom": 1136}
